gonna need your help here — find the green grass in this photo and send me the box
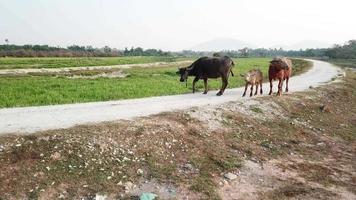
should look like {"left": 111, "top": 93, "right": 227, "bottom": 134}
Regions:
{"left": 0, "top": 56, "right": 186, "bottom": 69}
{"left": 0, "top": 58, "right": 311, "bottom": 108}
{"left": 328, "top": 59, "right": 356, "bottom": 68}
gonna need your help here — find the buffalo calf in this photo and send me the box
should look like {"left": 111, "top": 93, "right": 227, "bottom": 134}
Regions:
{"left": 241, "top": 69, "right": 263, "bottom": 97}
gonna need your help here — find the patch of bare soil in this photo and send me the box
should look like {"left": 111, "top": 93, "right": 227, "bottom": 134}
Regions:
{"left": 219, "top": 158, "right": 355, "bottom": 200}
{"left": 36, "top": 68, "right": 129, "bottom": 79}
{"left": 0, "top": 70, "right": 355, "bottom": 199}
{"left": 0, "top": 60, "right": 192, "bottom": 77}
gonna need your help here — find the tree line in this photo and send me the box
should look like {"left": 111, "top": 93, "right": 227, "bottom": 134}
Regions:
{"left": 1, "top": 40, "right": 355, "bottom": 59}
{"left": 178, "top": 40, "right": 355, "bottom": 59}
{"left": 0, "top": 44, "right": 170, "bottom": 57}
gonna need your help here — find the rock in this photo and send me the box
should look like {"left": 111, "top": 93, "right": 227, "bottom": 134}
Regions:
{"left": 298, "top": 102, "right": 306, "bottom": 107}
{"left": 181, "top": 163, "right": 199, "bottom": 174}
{"left": 168, "top": 188, "right": 176, "bottom": 195}
{"left": 124, "top": 181, "right": 135, "bottom": 192}
{"left": 184, "top": 164, "right": 194, "bottom": 170}
{"left": 224, "top": 172, "right": 238, "bottom": 180}
{"left": 95, "top": 194, "right": 107, "bottom": 200}
{"left": 50, "top": 152, "right": 61, "bottom": 160}
{"left": 320, "top": 105, "right": 331, "bottom": 113}
{"left": 137, "top": 169, "right": 144, "bottom": 175}
{"left": 317, "top": 142, "right": 326, "bottom": 147}
{"left": 139, "top": 192, "right": 157, "bottom": 200}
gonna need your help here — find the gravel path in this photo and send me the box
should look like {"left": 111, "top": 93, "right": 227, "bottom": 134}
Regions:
{"left": 0, "top": 60, "right": 342, "bottom": 134}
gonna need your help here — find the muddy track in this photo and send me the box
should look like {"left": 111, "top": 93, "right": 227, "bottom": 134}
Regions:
{"left": 0, "top": 60, "right": 343, "bottom": 134}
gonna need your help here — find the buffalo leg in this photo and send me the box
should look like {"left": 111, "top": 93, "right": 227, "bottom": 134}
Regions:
{"left": 260, "top": 82, "right": 263, "bottom": 94}
{"left": 192, "top": 76, "right": 199, "bottom": 93}
{"left": 242, "top": 83, "right": 248, "bottom": 97}
{"left": 250, "top": 84, "right": 254, "bottom": 97}
{"left": 269, "top": 78, "right": 273, "bottom": 95}
{"left": 285, "top": 76, "right": 289, "bottom": 92}
{"left": 217, "top": 76, "right": 228, "bottom": 96}
{"left": 203, "top": 78, "right": 208, "bottom": 94}
{"left": 277, "top": 78, "right": 283, "bottom": 96}
{"left": 254, "top": 84, "right": 258, "bottom": 96}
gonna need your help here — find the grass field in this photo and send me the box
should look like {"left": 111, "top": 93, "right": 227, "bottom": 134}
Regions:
{"left": 0, "top": 56, "right": 185, "bottom": 69}
{"left": 328, "top": 59, "right": 356, "bottom": 68}
{"left": 0, "top": 58, "right": 311, "bottom": 108}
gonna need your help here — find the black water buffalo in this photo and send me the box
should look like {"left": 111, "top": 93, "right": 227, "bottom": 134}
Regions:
{"left": 177, "top": 56, "right": 235, "bottom": 96}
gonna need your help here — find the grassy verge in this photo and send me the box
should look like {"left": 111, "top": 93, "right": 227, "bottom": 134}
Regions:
{"left": 0, "top": 56, "right": 187, "bottom": 69}
{"left": 0, "top": 70, "right": 354, "bottom": 199}
{"left": 0, "top": 58, "right": 311, "bottom": 108}
{"left": 327, "top": 59, "right": 356, "bottom": 68}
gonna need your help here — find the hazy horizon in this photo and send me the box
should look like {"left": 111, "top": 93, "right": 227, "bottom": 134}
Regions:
{"left": 1, "top": 0, "right": 355, "bottom": 51}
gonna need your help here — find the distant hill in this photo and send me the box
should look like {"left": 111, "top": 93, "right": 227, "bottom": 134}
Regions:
{"left": 272, "top": 40, "right": 332, "bottom": 50}
{"left": 189, "top": 38, "right": 255, "bottom": 51}
{"left": 190, "top": 38, "right": 332, "bottom": 51}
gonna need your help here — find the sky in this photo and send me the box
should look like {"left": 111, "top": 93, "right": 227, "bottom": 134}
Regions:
{"left": 0, "top": 0, "right": 355, "bottom": 51}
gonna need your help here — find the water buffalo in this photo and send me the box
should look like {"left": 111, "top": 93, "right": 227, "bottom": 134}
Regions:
{"left": 177, "top": 56, "right": 235, "bottom": 96}
{"left": 241, "top": 69, "right": 263, "bottom": 97}
{"left": 268, "top": 57, "right": 292, "bottom": 96}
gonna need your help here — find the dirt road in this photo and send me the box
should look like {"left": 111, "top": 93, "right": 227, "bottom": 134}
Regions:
{"left": 0, "top": 60, "right": 342, "bottom": 134}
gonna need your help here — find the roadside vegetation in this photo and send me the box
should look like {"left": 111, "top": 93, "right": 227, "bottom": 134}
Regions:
{"left": 0, "top": 58, "right": 311, "bottom": 108}
{"left": 0, "top": 69, "right": 354, "bottom": 199}
{"left": 329, "top": 59, "right": 356, "bottom": 68}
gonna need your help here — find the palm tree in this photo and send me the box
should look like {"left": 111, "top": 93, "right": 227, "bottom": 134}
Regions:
{"left": 5, "top": 39, "right": 9, "bottom": 45}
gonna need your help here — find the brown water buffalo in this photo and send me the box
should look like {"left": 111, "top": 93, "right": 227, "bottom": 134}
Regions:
{"left": 268, "top": 57, "right": 292, "bottom": 96}
{"left": 178, "top": 56, "right": 235, "bottom": 96}
{"left": 241, "top": 69, "right": 263, "bottom": 97}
